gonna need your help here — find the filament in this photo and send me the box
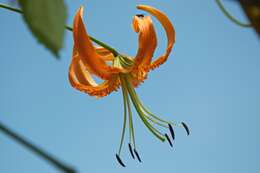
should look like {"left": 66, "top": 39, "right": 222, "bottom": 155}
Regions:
{"left": 118, "top": 84, "right": 128, "bottom": 155}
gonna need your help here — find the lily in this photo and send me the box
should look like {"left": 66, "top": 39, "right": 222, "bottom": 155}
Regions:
{"left": 69, "top": 5, "right": 189, "bottom": 167}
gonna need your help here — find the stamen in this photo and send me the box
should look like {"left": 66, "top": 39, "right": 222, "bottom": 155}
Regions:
{"left": 118, "top": 84, "right": 128, "bottom": 155}
{"left": 118, "top": 55, "right": 134, "bottom": 68}
{"left": 181, "top": 122, "right": 190, "bottom": 136}
{"left": 116, "top": 154, "right": 126, "bottom": 167}
{"left": 168, "top": 124, "right": 175, "bottom": 141}
{"left": 134, "top": 149, "right": 142, "bottom": 163}
{"left": 145, "top": 115, "right": 168, "bottom": 128}
{"left": 136, "top": 14, "right": 144, "bottom": 17}
{"left": 165, "top": 134, "right": 173, "bottom": 147}
{"left": 125, "top": 89, "right": 136, "bottom": 148}
{"left": 128, "top": 143, "right": 135, "bottom": 159}
{"left": 134, "top": 90, "right": 180, "bottom": 127}
{"left": 123, "top": 75, "right": 166, "bottom": 142}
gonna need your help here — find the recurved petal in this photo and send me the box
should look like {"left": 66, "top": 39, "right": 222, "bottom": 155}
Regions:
{"left": 132, "top": 15, "right": 157, "bottom": 68}
{"left": 130, "top": 15, "right": 157, "bottom": 87}
{"left": 73, "top": 6, "right": 121, "bottom": 80}
{"left": 137, "top": 5, "right": 176, "bottom": 70}
{"left": 69, "top": 50, "right": 120, "bottom": 97}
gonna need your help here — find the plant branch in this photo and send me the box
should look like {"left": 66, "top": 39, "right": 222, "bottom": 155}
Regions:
{"left": 215, "top": 0, "right": 252, "bottom": 28}
{"left": 0, "top": 121, "right": 77, "bottom": 173}
{"left": 0, "top": 3, "right": 119, "bottom": 56}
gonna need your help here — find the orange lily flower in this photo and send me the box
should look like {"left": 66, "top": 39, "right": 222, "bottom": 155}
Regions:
{"left": 69, "top": 5, "right": 189, "bottom": 167}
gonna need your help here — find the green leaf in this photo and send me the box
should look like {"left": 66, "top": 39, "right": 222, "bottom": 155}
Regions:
{"left": 18, "top": 0, "right": 67, "bottom": 57}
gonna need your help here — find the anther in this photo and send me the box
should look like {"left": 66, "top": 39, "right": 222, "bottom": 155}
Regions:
{"left": 116, "top": 154, "right": 126, "bottom": 167}
{"left": 165, "top": 134, "right": 173, "bottom": 147}
{"left": 181, "top": 122, "right": 190, "bottom": 136}
{"left": 128, "top": 143, "right": 135, "bottom": 159}
{"left": 134, "top": 149, "right": 142, "bottom": 163}
{"left": 136, "top": 14, "right": 144, "bottom": 18}
{"left": 168, "top": 124, "right": 175, "bottom": 141}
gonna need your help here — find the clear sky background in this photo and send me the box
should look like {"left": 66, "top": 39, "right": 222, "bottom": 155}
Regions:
{"left": 0, "top": 0, "right": 260, "bottom": 173}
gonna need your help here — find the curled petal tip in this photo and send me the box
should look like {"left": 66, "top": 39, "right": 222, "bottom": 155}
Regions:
{"left": 136, "top": 4, "right": 175, "bottom": 70}
{"left": 136, "top": 4, "right": 147, "bottom": 9}
{"left": 75, "top": 6, "right": 84, "bottom": 18}
{"left": 79, "top": 5, "right": 84, "bottom": 12}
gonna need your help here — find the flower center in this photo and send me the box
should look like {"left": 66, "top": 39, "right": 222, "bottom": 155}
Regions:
{"left": 113, "top": 55, "right": 134, "bottom": 70}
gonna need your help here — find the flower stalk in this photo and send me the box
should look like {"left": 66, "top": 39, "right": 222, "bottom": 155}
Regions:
{"left": 0, "top": 121, "right": 77, "bottom": 173}
{"left": 0, "top": 3, "right": 119, "bottom": 56}
{"left": 215, "top": 0, "right": 252, "bottom": 27}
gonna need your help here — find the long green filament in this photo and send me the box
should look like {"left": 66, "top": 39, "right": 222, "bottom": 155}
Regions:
{"left": 133, "top": 85, "right": 181, "bottom": 127}
{"left": 122, "top": 75, "right": 166, "bottom": 142}
{"left": 215, "top": 0, "right": 252, "bottom": 28}
{"left": 115, "top": 56, "right": 186, "bottom": 156}
{"left": 144, "top": 115, "right": 168, "bottom": 128}
{"left": 125, "top": 89, "right": 136, "bottom": 148}
{"left": 118, "top": 85, "right": 128, "bottom": 155}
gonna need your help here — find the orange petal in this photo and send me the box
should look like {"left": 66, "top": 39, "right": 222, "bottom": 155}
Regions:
{"left": 137, "top": 5, "right": 176, "bottom": 70}
{"left": 73, "top": 6, "right": 121, "bottom": 80}
{"left": 95, "top": 46, "right": 115, "bottom": 61}
{"left": 69, "top": 48, "right": 120, "bottom": 97}
{"left": 132, "top": 15, "right": 157, "bottom": 68}
{"left": 130, "top": 15, "right": 157, "bottom": 86}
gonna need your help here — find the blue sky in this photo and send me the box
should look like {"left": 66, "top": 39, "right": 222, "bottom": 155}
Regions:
{"left": 0, "top": 0, "right": 260, "bottom": 173}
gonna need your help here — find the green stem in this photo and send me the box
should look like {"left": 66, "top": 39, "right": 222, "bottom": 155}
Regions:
{"left": 215, "top": 0, "right": 252, "bottom": 27}
{"left": 0, "top": 3, "right": 22, "bottom": 13}
{"left": 0, "top": 121, "right": 76, "bottom": 173}
{"left": 0, "top": 3, "right": 119, "bottom": 56}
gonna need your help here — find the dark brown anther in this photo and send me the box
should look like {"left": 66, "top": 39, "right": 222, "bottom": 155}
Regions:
{"left": 165, "top": 134, "right": 173, "bottom": 147}
{"left": 168, "top": 124, "right": 175, "bottom": 141}
{"left": 116, "top": 154, "right": 126, "bottom": 167}
{"left": 128, "top": 143, "right": 135, "bottom": 159}
{"left": 136, "top": 14, "right": 144, "bottom": 18}
{"left": 181, "top": 122, "right": 190, "bottom": 136}
{"left": 134, "top": 149, "right": 142, "bottom": 163}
